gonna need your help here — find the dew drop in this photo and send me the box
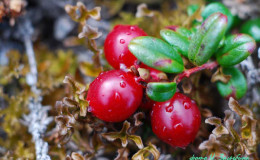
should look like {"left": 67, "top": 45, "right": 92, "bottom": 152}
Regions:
{"left": 119, "top": 74, "right": 125, "bottom": 79}
{"left": 120, "top": 39, "right": 125, "bottom": 44}
{"left": 120, "top": 81, "right": 126, "bottom": 88}
{"left": 166, "top": 106, "right": 173, "bottom": 112}
{"left": 174, "top": 123, "right": 183, "bottom": 130}
{"left": 183, "top": 102, "right": 191, "bottom": 109}
{"left": 151, "top": 110, "right": 154, "bottom": 116}
{"left": 130, "top": 26, "right": 135, "bottom": 31}
{"left": 163, "top": 126, "right": 166, "bottom": 132}
{"left": 108, "top": 109, "right": 112, "bottom": 112}
{"left": 115, "top": 92, "right": 121, "bottom": 101}
{"left": 119, "top": 53, "right": 124, "bottom": 60}
{"left": 168, "top": 138, "right": 172, "bottom": 142}
{"left": 126, "top": 32, "right": 131, "bottom": 35}
{"left": 166, "top": 32, "right": 170, "bottom": 36}
{"left": 191, "top": 100, "right": 196, "bottom": 104}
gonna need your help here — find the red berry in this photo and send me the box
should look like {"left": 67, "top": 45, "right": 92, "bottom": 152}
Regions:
{"left": 104, "top": 25, "right": 147, "bottom": 69}
{"left": 87, "top": 70, "right": 143, "bottom": 122}
{"left": 151, "top": 92, "right": 201, "bottom": 148}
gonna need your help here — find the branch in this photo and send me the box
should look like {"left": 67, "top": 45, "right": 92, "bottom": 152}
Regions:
{"left": 175, "top": 61, "right": 219, "bottom": 83}
{"left": 19, "top": 19, "right": 52, "bottom": 160}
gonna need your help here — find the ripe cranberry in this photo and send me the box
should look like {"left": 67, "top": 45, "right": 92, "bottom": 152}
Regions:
{"left": 87, "top": 70, "right": 143, "bottom": 122}
{"left": 151, "top": 92, "right": 201, "bottom": 148}
{"left": 104, "top": 25, "right": 148, "bottom": 69}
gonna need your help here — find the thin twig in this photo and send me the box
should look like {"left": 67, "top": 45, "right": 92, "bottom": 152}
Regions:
{"left": 20, "top": 19, "right": 52, "bottom": 160}
{"left": 174, "top": 61, "right": 219, "bottom": 83}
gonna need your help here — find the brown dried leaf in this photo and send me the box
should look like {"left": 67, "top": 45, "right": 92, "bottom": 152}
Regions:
{"left": 137, "top": 68, "right": 150, "bottom": 81}
{"left": 63, "top": 75, "right": 85, "bottom": 95}
{"left": 115, "top": 148, "right": 129, "bottom": 160}
{"left": 241, "top": 115, "right": 257, "bottom": 142}
{"left": 201, "top": 108, "right": 213, "bottom": 118}
{"left": 136, "top": 3, "right": 156, "bottom": 18}
{"left": 55, "top": 101, "right": 76, "bottom": 144}
{"left": 198, "top": 134, "right": 226, "bottom": 157}
{"left": 65, "top": 2, "right": 101, "bottom": 23}
{"left": 78, "top": 24, "right": 102, "bottom": 40}
{"left": 205, "top": 117, "right": 229, "bottom": 137}
{"left": 228, "top": 97, "right": 253, "bottom": 118}
{"left": 133, "top": 112, "right": 145, "bottom": 127}
{"left": 132, "top": 143, "right": 160, "bottom": 160}
{"left": 102, "top": 121, "right": 144, "bottom": 149}
{"left": 181, "top": 78, "right": 192, "bottom": 94}
{"left": 79, "top": 61, "right": 102, "bottom": 77}
{"left": 211, "top": 68, "right": 231, "bottom": 83}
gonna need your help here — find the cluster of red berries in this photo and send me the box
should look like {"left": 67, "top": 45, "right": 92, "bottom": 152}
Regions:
{"left": 86, "top": 25, "right": 201, "bottom": 148}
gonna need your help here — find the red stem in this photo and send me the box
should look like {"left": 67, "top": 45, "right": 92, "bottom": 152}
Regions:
{"left": 175, "top": 61, "right": 219, "bottom": 83}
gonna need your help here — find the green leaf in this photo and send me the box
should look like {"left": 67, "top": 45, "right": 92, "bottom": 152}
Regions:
{"left": 188, "top": 13, "right": 228, "bottom": 66}
{"left": 240, "top": 18, "right": 260, "bottom": 42}
{"left": 201, "top": 2, "right": 234, "bottom": 31}
{"left": 216, "top": 34, "right": 256, "bottom": 67}
{"left": 216, "top": 67, "right": 247, "bottom": 99}
{"left": 128, "top": 36, "right": 184, "bottom": 73}
{"left": 146, "top": 82, "right": 176, "bottom": 102}
{"left": 160, "top": 29, "right": 190, "bottom": 57}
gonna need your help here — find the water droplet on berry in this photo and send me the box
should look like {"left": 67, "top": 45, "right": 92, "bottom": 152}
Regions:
{"left": 120, "top": 81, "right": 126, "bottom": 88}
{"left": 168, "top": 138, "right": 172, "bottom": 142}
{"left": 174, "top": 123, "right": 183, "bottom": 130}
{"left": 130, "top": 26, "right": 135, "bottom": 31}
{"left": 108, "top": 109, "right": 112, "bottom": 112}
{"left": 126, "top": 32, "right": 131, "bottom": 35}
{"left": 115, "top": 92, "right": 121, "bottom": 101}
{"left": 119, "top": 63, "right": 127, "bottom": 71}
{"left": 163, "top": 126, "right": 166, "bottom": 132}
{"left": 120, "top": 39, "right": 125, "bottom": 44}
{"left": 151, "top": 110, "right": 154, "bottom": 116}
{"left": 191, "top": 100, "right": 196, "bottom": 104}
{"left": 119, "top": 53, "right": 124, "bottom": 60}
{"left": 183, "top": 102, "right": 191, "bottom": 109}
{"left": 119, "top": 74, "right": 125, "bottom": 79}
{"left": 166, "top": 106, "right": 173, "bottom": 112}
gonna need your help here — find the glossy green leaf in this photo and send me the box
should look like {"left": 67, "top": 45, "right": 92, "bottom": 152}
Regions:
{"left": 216, "top": 34, "right": 256, "bottom": 66}
{"left": 188, "top": 13, "right": 228, "bottom": 66}
{"left": 240, "top": 18, "right": 260, "bottom": 42}
{"left": 128, "top": 36, "right": 184, "bottom": 73}
{"left": 216, "top": 67, "right": 247, "bottom": 99}
{"left": 201, "top": 2, "right": 234, "bottom": 31}
{"left": 160, "top": 29, "right": 190, "bottom": 57}
{"left": 146, "top": 82, "right": 176, "bottom": 102}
